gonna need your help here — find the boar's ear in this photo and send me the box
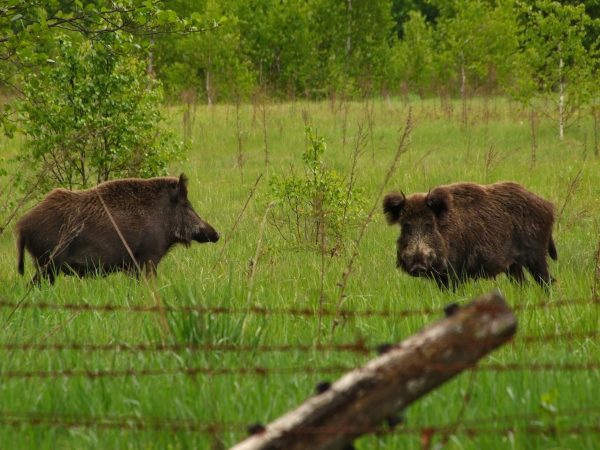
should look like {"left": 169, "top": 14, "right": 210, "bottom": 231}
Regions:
{"left": 426, "top": 188, "right": 451, "bottom": 217}
{"left": 177, "top": 173, "right": 189, "bottom": 199}
{"left": 383, "top": 192, "right": 406, "bottom": 225}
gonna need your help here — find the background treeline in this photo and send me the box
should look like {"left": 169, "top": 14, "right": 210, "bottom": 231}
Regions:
{"left": 0, "top": 0, "right": 599, "bottom": 193}
{"left": 153, "top": 0, "right": 600, "bottom": 105}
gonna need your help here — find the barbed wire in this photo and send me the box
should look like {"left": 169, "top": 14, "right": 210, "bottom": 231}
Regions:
{"left": 0, "top": 407, "right": 598, "bottom": 437}
{"left": 0, "top": 297, "right": 597, "bottom": 318}
{"left": 0, "top": 330, "right": 596, "bottom": 355}
{"left": 0, "top": 296, "right": 597, "bottom": 444}
{"left": 0, "top": 341, "right": 371, "bottom": 354}
{"left": 0, "top": 361, "right": 597, "bottom": 380}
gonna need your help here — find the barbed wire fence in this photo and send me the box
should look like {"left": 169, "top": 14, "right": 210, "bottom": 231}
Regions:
{"left": 0, "top": 290, "right": 598, "bottom": 448}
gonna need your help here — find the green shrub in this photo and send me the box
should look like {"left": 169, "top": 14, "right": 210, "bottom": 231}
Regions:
{"left": 268, "top": 127, "right": 366, "bottom": 253}
{"left": 16, "top": 34, "right": 182, "bottom": 192}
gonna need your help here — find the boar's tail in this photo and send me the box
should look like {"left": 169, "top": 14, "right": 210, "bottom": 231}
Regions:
{"left": 548, "top": 236, "right": 558, "bottom": 261}
{"left": 17, "top": 232, "right": 25, "bottom": 275}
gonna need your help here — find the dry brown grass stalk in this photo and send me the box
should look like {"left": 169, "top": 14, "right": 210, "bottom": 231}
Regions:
{"left": 592, "top": 236, "right": 600, "bottom": 301}
{"left": 96, "top": 192, "right": 170, "bottom": 339}
{"left": 557, "top": 168, "right": 583, "bottom": 225}
{"left": 235, "top": 96, "right": 245, "bottom": 184}
{"left": 530, "top": 107, "right": 538, "bottom": 168}
{"left": 332, "top": 107, "right": 413, "bottom": 335}
{"left": 246, "top": 202, "right": 274, "bottom": 304}
{"left": 212, "top": 174, "right": 263, "bottom": 270}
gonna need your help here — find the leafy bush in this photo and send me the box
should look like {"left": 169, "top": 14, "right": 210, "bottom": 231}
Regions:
{"left": 16, "top": 34, "right": 182, "bottom": 191}
{"left": 268, "top": 127, "right": 366, "bottom": 253}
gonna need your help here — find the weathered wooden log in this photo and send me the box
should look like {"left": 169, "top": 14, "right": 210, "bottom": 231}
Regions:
{"left": 231, "top": 290, "right": 517, "bottom": 450}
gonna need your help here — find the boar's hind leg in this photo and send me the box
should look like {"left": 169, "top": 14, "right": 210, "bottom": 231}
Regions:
{"left": 525, "top": 256, "right": 552, "bottom": 287}
{"left": 507, "top": 264, "right": 525, "bottom": 284}
{"left": 139, "top": 257, "right": 160, "bottom": 279}
{"left": 31, "top": 265, "right": 57, "bottom": 285}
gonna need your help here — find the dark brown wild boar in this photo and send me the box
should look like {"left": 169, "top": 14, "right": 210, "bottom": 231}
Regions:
{"left": 383, "top": 182, "right": 557, "bottom": 289}
{"left": 16, "top": 174, "right": 219, "bottom": 284}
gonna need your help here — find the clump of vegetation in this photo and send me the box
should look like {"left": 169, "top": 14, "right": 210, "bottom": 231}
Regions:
{"left": 268, "top": 127, "right": 366, "bottom": 253}
{"left": 15, "top": 35, "right": 182, "bottom": 192}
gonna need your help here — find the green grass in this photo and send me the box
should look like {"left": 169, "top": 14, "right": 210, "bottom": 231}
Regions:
{"left": 0, "top": 97, "right": 599, "bottom": 449}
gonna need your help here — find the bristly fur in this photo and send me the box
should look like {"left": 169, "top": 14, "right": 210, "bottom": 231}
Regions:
{"left": 15, "top": 174, "right": 219, "bottom": 284}
{"left": 383, "top": 181, "right": 557, "bottom": 289}
{"left": 382, "top": 192, "right": 405, "bottom": 224}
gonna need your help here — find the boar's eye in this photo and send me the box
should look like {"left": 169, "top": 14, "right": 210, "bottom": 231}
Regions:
{"left": 424, "top": 222, "right": 434, "bottom": 233}
{"left": 402, "top": 223, "right": 411, "bottom": 234}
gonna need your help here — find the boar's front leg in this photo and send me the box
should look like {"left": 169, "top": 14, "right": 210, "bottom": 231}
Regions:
{"left": 434, "top": 273, "right": 450, "bottom": 290}
{"left": 507, "top": 263, "right": 525, "bottom": 284}
{"left": 525, "top": 256, "right": 553, "bottom": 288}
{"left": 139, "top": 256, "right": 161, "bottom": 279}
{"left": 31, "top": 264, "right": 57, "bottom": 285}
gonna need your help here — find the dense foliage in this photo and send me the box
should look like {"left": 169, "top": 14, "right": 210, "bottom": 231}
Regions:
{"left": 2, "top": 1, "right": 598, "bottom": 105}
{"left": 0, "top": 0, "right": 598, "bottom": 191}
{"left": 149, "top": 0, "right": 599, "bottom": 105}
{"left": 268, "top": 127, "right": 366, "bottom": 252}
{"left": 16, "top": 35, "right": 181, "bottom": 191}
{"left": 0, "top": 0, "right": 208, "bottom": 190}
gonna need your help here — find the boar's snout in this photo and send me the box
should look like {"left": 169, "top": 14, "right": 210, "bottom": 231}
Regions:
{"left": 409, "top": 263, "right": 428, "bottom": 277}
{"left": 194, "top": 220, "right": 220, "bottom": 243}
{"left": 398, "top": 243, "right": 437, "bottom": 277}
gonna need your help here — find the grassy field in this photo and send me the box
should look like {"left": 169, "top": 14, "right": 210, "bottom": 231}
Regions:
{"left": 0, "top": 97, "right": 598, "bottom": 449}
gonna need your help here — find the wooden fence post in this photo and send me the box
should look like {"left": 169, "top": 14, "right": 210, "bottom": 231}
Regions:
{"left": 231, "top": 290, "right": 517, "bottom": 450}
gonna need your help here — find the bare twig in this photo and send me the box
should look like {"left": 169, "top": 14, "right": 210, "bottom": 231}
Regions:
{"left": 592, "top": 236, "right": 600, "bottom": 301}
{"left": 530, "top": 107, "right": 538, "bottom": 167}
{"left": 235, "top": 95, "right": 245, "bottom": 184}
{"left": 557, "top": 168, "right": 583, "bottom": 225}
{"left": 341, "top": 124, "right": 368, "bottom": 222}
{"left": 212, "top": 174, "right": 263, "bottom": 269}
{"left": 317, "top": 193, "right": 327, "bottom": 344}
{"left": 258, "top": 90, "right": 270, "bottom": 167}
{"left": 96, "top": 192, "right": 139, "bottom": 272}
{"left": 0, "top": 163, "right": 51, "bottom": 235}
{"left": 483, "top": 143, "right": 499, "bottom": 183}
{"left": 440, "top": 369, "right": 477, "bottom": 444}
{"left": 247, "top": 202, "right": 274, "bottom": 303}
{"left": 332, "top": 108, "right": 413, "bottom": 333}
{"left": 593, "top": 106, "right": 599, "bottom": 157}
{"left": 37, "top": 312, "right": 82, "bottom": 343}
{"left": 96, "top": 192, "right": 169, "bottom": 337}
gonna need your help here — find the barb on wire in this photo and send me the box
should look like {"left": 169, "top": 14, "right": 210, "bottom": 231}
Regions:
{"left": 0, "top": 297, "right": 597, "bottom": 318}
{"left": 0, "top": 362, "right": 597, "bottom": 380}
{"left": 0, "top": 407, "right": 598, "bottom": 436}
{"left": 0, "top": 330, "right": 597, "bottom": 355}
{"left": 0, "top": 341, "right": 372, "bottom": 354}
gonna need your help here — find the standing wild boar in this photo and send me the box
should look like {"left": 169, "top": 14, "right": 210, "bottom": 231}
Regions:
{"left": 383, "top": 182, "right": 557, "bottom": 288}
{"left": 16, "top": 174, "right": 219, "bottom": 284}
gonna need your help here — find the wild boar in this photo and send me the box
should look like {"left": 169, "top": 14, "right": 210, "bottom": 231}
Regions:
{"left": 383, "top": 181, "right": 557, "bottom": 288}
{"left": 16, "top": 174, "right": 219, "bottom": 284}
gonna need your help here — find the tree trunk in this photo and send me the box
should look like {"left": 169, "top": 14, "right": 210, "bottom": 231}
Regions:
{"left": 206, "top": 54, "right": 213, "bottom": 106}
{"left": 147, "top": 38, "right": 155, "bottom": 78}
{"left": 231, "top": 290, "right": 516, "bottom": 450}
{"left": 558, "top": 45, "right": 565, "bottom": 140}
{"left": 346, "top": 0, "right": 352, "bottom": 60}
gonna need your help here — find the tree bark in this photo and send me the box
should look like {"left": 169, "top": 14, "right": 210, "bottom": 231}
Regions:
{"left": 231, "top": 290, "right": 517, "bottom": 450}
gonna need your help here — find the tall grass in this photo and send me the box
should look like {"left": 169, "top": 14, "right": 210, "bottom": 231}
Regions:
{"left": 0, "top": 97, "right": 598, "bottom": 449}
